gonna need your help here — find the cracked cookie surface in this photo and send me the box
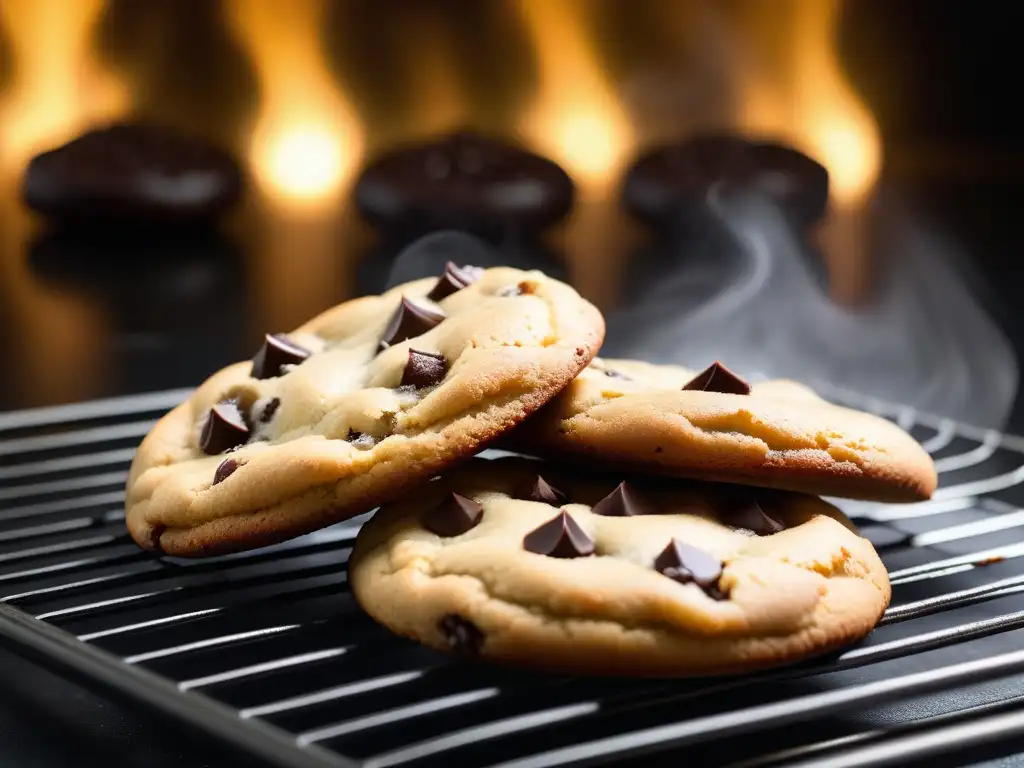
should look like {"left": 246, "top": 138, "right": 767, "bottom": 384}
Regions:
{"left": 126, "top": 267, "right": 603, "bottom": 556}
{"left": 350, "top": 457, "right": 890, "bottom": 677}
{"left": 509, "top": 358, "right": 937, "bottom": 502}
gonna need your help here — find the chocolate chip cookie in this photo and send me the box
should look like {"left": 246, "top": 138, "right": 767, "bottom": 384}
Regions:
{"left": 350, "top": 457, "right": 890, "bottom": 676}
{"left": 509, "top": 359, "right": 937, "bottom": 502}
{"left": 126, "top": 265, "right": 603, "bottom": 556}
{"left": 22, "top": 122, "right": 242, "bottom": 225}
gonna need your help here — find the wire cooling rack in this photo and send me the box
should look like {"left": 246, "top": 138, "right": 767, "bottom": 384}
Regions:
{"left": 3, "top": 386, "right": 1024, "bottom": 768}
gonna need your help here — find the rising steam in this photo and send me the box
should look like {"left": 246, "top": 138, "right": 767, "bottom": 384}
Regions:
{"left": 602, "top": 189, "right": 1018, "bottom": 429}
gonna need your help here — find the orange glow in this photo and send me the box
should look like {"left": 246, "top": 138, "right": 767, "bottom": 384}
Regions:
{"left": 517, "top": 0, "right": 634, "bottom": 192}
{"left": 0, "top": 0, "right": 128, "bottom": 170}
{"left": 735, "top": 0, "right": 881, "bottom": 207}
{"left": 225, "top": 0, "right": 363, "bottom": 209}
{"left": 792, "top": 0, "right": 880, "bottom": 206}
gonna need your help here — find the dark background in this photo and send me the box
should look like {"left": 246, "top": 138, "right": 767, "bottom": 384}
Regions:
{"left": 0, "top": 0, "right": 1022, "bottom": 423}
{"left": 1, "top": 1, "right": 1023, "bottom": 765}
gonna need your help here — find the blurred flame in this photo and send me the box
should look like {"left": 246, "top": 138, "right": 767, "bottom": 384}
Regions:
{"left": 225, "top": 0, "right": 363, "bottom": 209}
{"left": 517, "top": 0, "right": 633, "bottom": 192}
{"left": 792, "top": 0, "right": 880, "bottom": 207}
{"left": 0, "top": 0, "right": 127, "bottom": 170}
{"left": 734, "top": 0, "right": 881, "bottom": 207}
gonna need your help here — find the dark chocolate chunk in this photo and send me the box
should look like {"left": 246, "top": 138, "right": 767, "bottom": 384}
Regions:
{"left": 379, "top": 297, "right": 446, "bottom": 350}
{"left": 523, "top": 511, "right": 594, "bottom": 559}
{"left": 22, "top": 122, "right": 242, "bottom": 226}
{"left": 591, "top": 482, "right": 652, "bottom": 517}
{"left": 401, "top": 349, "right": 448, "bottom": 388}
{"left": 426, "top": 261, "right": 485, "bottom": 302}
{"left": 437, "top": 614, "right": 485, "bottom": 655}
{"left": 623, "top": 134, "right": 829, "bottom": 231}
{"left": 722, "top": 498, "right": 784, "bottom": 536}
{"left": 682, "top": 362, "right": 751, "bottom": 395}
{"left": 654, "top": 538, "right": 724, "bottom": 597}
{"left": 354, "top": 130, "right": 575, "bottom": 238}
{"left": 199, "top": 402, "right": 249, "bottom": 455}
{"left": 346, "top": 428, "right": 364, "bottom": 441}
{"left": 519, "top": 475, "right": 568, "bottom": 506}
{"left": 213, "top": 458, "right": 242, "bottom": 485}
{"left": 251, "top": 334, "right": 311, "bottom": 379}
{"left": 423, "top": 493, "right": 484, "bottom": 537}
{"left": 259, "top": 398, "right": 281, "bottom": 423}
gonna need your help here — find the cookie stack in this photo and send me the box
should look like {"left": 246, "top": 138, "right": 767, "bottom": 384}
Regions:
{"left": 126, "top": 262, "right": 936, "bottom": 677}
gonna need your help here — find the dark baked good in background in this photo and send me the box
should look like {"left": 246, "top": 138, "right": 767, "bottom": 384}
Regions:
{"left": 623, "top": 135, "right": 830, "bottom": 231}
{"left": 354, "top": 130, "right": 575, "bottom": 239}
{"left": 22, "top": 122, "right": 243, "bottom": 226}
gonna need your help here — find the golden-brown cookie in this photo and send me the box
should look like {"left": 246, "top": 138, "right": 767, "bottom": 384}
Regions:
{"left": 350, "top": 457, "right": 890, "bottom": 677}
{"left": 508, "top": 358, "right": 937, "bottom": 502}
{"left": 126, "top": 265, "right": 603, "bottom": 556}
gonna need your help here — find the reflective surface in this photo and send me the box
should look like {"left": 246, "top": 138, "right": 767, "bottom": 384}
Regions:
{"left": 0, "top": 0, "right": 1020, "bottom": 427}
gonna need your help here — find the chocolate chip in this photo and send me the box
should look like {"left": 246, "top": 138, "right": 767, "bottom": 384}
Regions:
{"left": 654, "top": 538, "right": 725, "bottom": 598}
{"left": 518, "top": 475, "right": 568, "bottom": 506}
{"left": 721, "top": 498, "right": 784, "bottom": 536}
{"left": 591, "top": 482, "right": 652, "bottom": 517}
{"left": 437, "top": 614, "right": 485, "bottom": 655}
{"left": 423, "top": 493, "right": 484, "bottom": 537}
{"left": 523, "top": 511, "right": 594, "bottom": 558}
{"left": 347, "top": 428, "right": 364, "bottom": 441}
{"left": 682, "top": 361, "right": 751, "bottom": 395}
{"left": 259, "top": 398, "right": 281, "bottom": 423}
{"left": 380, "top": 297, "right": 446, "bottom": 350}
{"left": 199, "top": 402, "right": 249, "bottom": 455}
{"left": 426, "top": 261, "right": 484, "bottom": 301}
{"left": 251, "top": 334, "right": 311, "bottom": 379}
{"left": 213, "top": 458, "right": 242, "bottom": 485}
{"left": 401, "top": 349, "right": 448, "bottom": 388}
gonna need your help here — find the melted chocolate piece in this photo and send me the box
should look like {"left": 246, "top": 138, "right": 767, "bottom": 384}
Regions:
{"left": 251, "top": 334, "right": 311, "bottom": 379}
{"left": 379, "top": 297, "right": 446, "bottom": 350}
{"left": 437, "top": 614, "right": 485, "bottom": 655}
{"left": 682, "top": 362, "right": 751, "bottom": 395}
{"left": 259, "top": 398, "right": 281, "bottom": 423}
{"left": 423, "top": 493, "right": 484, "bottom": 537}
{"left": 591, "top": 482, "right": 652, "bottom": 517}
{"left": 199, "top": 402, "right": 249, "bottom": 455}
{"left": 654, "top": 538, "right": 725, "bottom": 598}
{"left": 213, "top": 458, "right": 242, "bottom": 485}
{"left": 722, "top": 498, "right": 784, "bottom": 536}
{"left": 426, "top": 262, "right": 485, "bottom": 302}
{"left": 523, "top": 511, "right": 594, "bottom": 559}
{"left": 401, "top": 349, "right": 448, "bottom": 388}
{"left": 519, "top": 475, "right": 568, "bottom": 506}
{"left": 346, "top": 428, "right": 364, "bottom": 441}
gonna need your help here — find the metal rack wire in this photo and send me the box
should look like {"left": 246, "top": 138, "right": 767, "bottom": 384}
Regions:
{"left": 2, "top": 387, "right": 1024, "bottom": 768}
